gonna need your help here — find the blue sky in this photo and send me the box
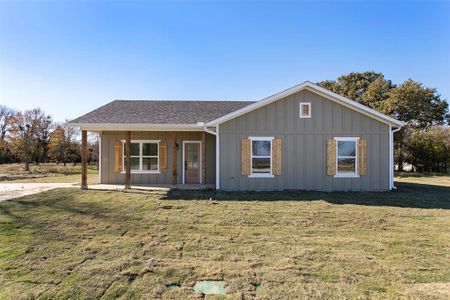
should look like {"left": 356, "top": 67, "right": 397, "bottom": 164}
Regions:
{"left": 1, "top": 0, "right": 449, "bottom": 122}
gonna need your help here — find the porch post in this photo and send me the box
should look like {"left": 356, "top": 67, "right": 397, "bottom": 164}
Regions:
{"left": 201, "top": 131, "right": 206, "bottom": 184}
{"left": 81, "top": 130, "right": 88, "bottom": 190}
{"left": 125, "top": 131, "right": 131, "bottom": 189}
{"left": 172, "top": 132, "right": 177, "bottom": 185}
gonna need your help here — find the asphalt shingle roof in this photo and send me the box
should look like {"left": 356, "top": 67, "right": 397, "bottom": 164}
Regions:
{"left": 69, "top": 100, "right": 256, "bottom": 124}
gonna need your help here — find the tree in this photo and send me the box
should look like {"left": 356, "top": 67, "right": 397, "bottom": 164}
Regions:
{"left": 318, "top": 71, "right": 394, "bottom": 108}
{"left": 0, "top": 105, "right": 15, "bottom": 141}
{"left": 34, "top": 112, "right": 52, "bottom": 164}
{"left": 88, "top": 132, "right": 99, "bottom": 169}
{"left": 10, "top": 111, "right": 36, "bottom": 171}
{"left": 361, "top": 77, "right": 395, "bottom": 113}
{"left": 48, "top": 124, "right": 66, "bottom": 165}
{"left": 387, "top": 80, "right": 448, "bottom": 171}
{"left": 9, "top": 108, "right": 53, "bottom": 171}
{"left": 385, "top": 79, "right": 448, "bottom": 129}
{"left": 406, "top": 126, "right": 450, "bottom": 172}
{"left": 0, "top": 105, "right": 16, "bottom": 163}
{"left": 48, "top": 122, "right": 80, "bottom": 166}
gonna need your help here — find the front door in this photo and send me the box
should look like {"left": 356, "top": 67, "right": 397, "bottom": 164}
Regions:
{"left": 184, "top": 142, "right": 201, "bottom": 184}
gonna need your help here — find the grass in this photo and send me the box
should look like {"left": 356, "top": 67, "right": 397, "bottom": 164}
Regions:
{"left": 0, "top": 163, "right": 99, "bottom": 185}
{"left": 9, "top": 173, "right": 99, "bottom": 185}
{"left": 0, "top": 163, "right": 98, "bottom": 175}
{"left": 0, "top": 178, "right": 449, "bottom": 299}
{"left": 395, "top": 172, "right": 450, "bottom": 187}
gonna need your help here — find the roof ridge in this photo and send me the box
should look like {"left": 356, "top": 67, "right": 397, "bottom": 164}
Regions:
{"left": 111, "top": 99, "right": 256, "bottom": 102}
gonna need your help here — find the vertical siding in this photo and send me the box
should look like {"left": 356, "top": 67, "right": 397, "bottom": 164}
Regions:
{"left": 100, "top": 131, "right": 215, "bottom": 185}
{"left": 219, "top": 90, "right": 390, "bottom": 191}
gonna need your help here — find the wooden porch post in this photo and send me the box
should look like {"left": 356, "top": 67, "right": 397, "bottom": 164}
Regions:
{"left": 201, "top": 131, "right": 206, "bottom": 184}
{"left": 81, "top": 130, "right": 88, "bottom": 190}
{"left": 172, "top": 132, "right": 177, "bottom": 185}
{"left": 125, "top": 131, "right": 131, "bottom": 189}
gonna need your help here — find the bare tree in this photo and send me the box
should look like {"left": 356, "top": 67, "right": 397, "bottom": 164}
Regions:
{"left": 10, "top": 112, "right": 35, "bottom": 171}
{"left": 0, "top": 105, "right": 16, "bottom": 163}
{"left": 0, "top": 105, "right": 15, "bottom": 141}
{"left": 34, "top": 112, "right": 52, "bottom": 164}
{"left": 88, "top": 132, "right": 99, "bottom": 169}
{"left": 9, "top": 108, "right": 51, "bottom": 171}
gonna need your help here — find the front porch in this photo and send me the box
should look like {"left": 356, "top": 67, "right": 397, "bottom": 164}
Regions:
{"left": 88, "top": 183, "right": 215, "bottom": 192}
{"left": 80, "top": 130, "right": 217, "bottom": 190}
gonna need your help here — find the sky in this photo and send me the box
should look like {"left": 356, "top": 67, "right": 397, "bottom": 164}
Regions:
{"left": 0, "top": 0, "right": 449, "bottom": 122}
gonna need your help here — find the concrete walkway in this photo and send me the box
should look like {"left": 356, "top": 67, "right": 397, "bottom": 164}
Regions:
{"left": 0, "top": 183, "right": 77, "bottom": 202}
{"left": 0, "top": 182, "right": 214, "bottom": 202}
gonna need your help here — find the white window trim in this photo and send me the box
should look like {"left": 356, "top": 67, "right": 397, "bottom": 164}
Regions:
{"left": 334, "top": 137, "right": 360, "bottom": 178}
{"left": 121, "top": 139, "right": 161, "bottom": 174}
{"left": 248, "top": 136, "right": 274, "bottom": 178}
{"left": 299, "top": 102, "right": 312, "bottom": 118}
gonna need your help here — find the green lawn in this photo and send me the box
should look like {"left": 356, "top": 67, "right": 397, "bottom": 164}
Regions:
{"left": 0, "top": 178, "right": 449, "bottom": 299}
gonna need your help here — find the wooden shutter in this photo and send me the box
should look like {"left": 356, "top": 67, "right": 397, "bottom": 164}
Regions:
{"left": 272, "top": 138, "right": 282, "bottom": 176}
{"left": 241, "top": 139, "right": 251, "bottom": 176}
{"left": 327, "top": 139, "right": 336, "bottom": 176}
{"left": 159, "top": 141, "right": 168, "bottom": 172}
{"left": 114, "top": 141, "right": 123, "bottom": 173}
{"left": 358, "top": 139, "right": 367, "bottom": 176}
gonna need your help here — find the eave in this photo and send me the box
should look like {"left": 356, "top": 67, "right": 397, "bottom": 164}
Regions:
{"left": 65, "top": 123, "right": 205, "bottom": 132}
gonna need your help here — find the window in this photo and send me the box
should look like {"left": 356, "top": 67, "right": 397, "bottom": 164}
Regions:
{"left": 299, "top": 102, "right": 311, "bottom": 118}
{"left": 335, "top": 137, "right": 359, "bottom": 177}
{"left": 122, "top": 140, "right": 159, "bottom": 173}
{"left": 250, "top": 137, "right": 273, "bottom": 177}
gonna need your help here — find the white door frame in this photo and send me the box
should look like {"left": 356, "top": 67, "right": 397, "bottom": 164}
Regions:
{"left": 182, "top": 141, "right": 202, "bottom": 184}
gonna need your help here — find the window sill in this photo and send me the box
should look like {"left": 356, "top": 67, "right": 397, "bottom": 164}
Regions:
{"left": 248, "top": 174, "right": 275, "bottom": 178}
{"left": 121, "top": 171, "right": 161, "bottom": 174}
{"left": 334, "top": 174, "right": 360, "bottom": 178}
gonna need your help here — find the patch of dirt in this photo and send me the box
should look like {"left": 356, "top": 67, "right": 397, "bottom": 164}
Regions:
{"left": 0, "top": 173, "right": 49, "bottom": 181}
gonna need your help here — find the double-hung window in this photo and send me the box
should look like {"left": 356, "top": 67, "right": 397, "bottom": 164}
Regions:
{"left": 250, "top": 137, "right": 273, "bottom": 177}
{"left": 122, "top": 140, "right": 159, "bottom": 173}
{"left": 335, "top": 137, "right": 359, "bottom": 177}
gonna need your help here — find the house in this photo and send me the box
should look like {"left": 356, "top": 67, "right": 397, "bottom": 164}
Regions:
{"left": 67, "top": 81, "right": 404, "bottom": 191}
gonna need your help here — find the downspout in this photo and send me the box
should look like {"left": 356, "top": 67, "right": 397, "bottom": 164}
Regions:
{"left": 98, "top": 134, "right": 102, "bottom": 184}
{"left": 390, "top": 126, "right": 401, "bottom": 190}
{"left": 203, "top": 125, "right": 220, "bottom": 191}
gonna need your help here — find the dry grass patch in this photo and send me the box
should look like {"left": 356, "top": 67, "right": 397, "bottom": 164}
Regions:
{"left": 0, "top": 163, "right": 98, "bottom": 184}
{"left": 0, "top": 179, "right": 449, "bottom": 299}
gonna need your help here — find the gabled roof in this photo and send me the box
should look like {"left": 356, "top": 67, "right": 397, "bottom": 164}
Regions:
{"left": 206, "top": 81, "right": 404, "bottom": 128}
{"left": 68, "top": 100, "right": 255, "bottom": 129}
{"left": 68, "top": 81, "right": 403, "bottom": 131}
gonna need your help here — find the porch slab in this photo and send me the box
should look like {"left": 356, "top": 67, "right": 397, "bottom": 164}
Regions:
{"left": 88, "top": 184, "right": 215, "bottom": 191}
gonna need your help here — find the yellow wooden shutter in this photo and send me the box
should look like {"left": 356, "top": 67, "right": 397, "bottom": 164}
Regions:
{"left": 272, "top": 138, "right": 282, "bottom": 176}
{"left": 358, "top": 139, "right": 367, "bottom": 176}
{"left": 327, "top": 139, "right": 336, "bottom": 176}
{"left": 241, "top": 139, "right": 251, "bottom": 176}
{"left": 159, "top": 141, "right": 167, "bottom": 172}
{"left": 114, "top": 141, "right": 123, "bottom": 173}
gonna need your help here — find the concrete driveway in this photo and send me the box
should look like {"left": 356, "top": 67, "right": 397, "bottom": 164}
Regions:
{"left": 0, "top": 183, "right": 77, "bottom": 202}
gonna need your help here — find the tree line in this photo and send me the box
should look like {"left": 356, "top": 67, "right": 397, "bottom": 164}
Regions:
{"left": 1, "top": 71, "right": 449, "bottom": 173}
{"left": 0, "top": 106, "right": 98, "bottom": 171}
{"left": 318, "top": 71, "right": 449, "bottom": 173}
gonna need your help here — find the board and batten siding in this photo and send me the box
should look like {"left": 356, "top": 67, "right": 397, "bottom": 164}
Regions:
{"left": 100, "top": 131, "right": 216, "bottom": 185}
{"left": 219, "top": 90, "right": 390, "bottom": 191}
